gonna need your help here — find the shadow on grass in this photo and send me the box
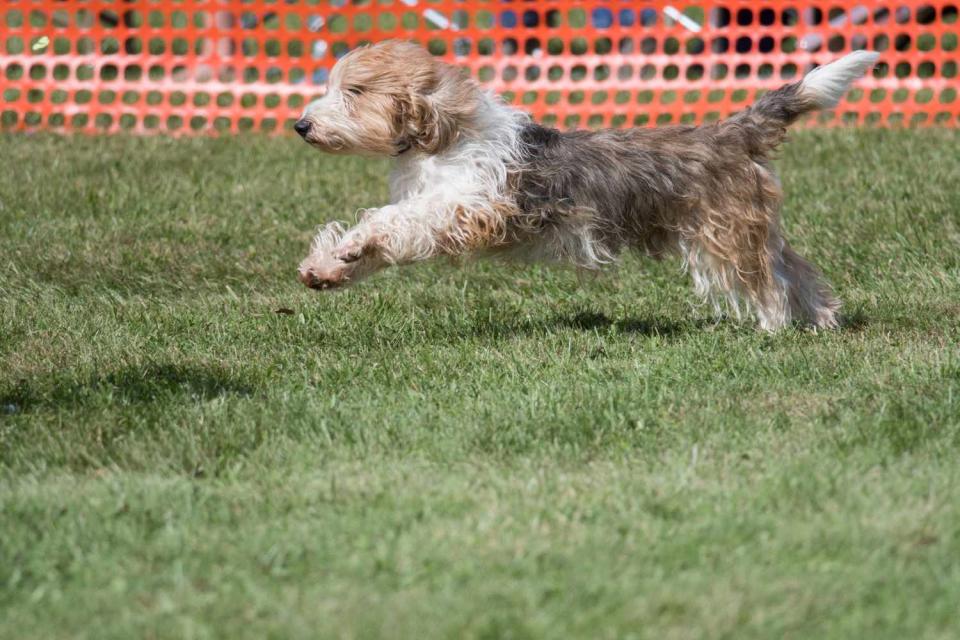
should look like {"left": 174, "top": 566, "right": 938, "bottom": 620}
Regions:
{"left": 558, "top": 310, "right": 702, "bottom": 337}
{"left": 472, "top": 307, "right": 873, "bottom": 340}
{"left": 472, "top": 309, "right": 707, "bottom": 340}
{"left": 839, "top": 309, "right": 870, "bottom": 332}
{"left": 1, "top": 363, "right": 256, "bottom": 415}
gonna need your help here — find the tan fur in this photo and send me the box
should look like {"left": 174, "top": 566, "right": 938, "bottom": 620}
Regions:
{"left": 437, "top": 202, "right": 515, "bottom": 254}
{"left": 299, "top": 41, "right": 480, "bottom": 156}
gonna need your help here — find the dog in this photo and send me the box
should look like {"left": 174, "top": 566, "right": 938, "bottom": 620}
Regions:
{"left": 294, "top": 40, "right": 878, "bottom": 330}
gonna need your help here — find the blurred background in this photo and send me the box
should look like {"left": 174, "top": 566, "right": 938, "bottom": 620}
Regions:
{"left": 1, "top": 0, "right": 957, "bottom": 135}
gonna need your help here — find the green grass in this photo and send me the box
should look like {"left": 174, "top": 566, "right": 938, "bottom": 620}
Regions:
{"left": 1, "top": 129, "right": 959, "bottom": 639}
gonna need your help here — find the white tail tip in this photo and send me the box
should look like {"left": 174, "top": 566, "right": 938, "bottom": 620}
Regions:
{"left": 801, "top": 50, "right": 880, "bottom": 109}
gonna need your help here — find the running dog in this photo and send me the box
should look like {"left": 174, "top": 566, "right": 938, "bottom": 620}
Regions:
{"left": 294, "top": 41, "right": 878, "bottom": 330}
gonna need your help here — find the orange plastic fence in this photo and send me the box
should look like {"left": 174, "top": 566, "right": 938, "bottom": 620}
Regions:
{"left": 1, "top": 1, "right": 957, "bottom": 135}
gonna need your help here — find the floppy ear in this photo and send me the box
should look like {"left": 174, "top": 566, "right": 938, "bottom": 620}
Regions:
{"left": 401, "top": 65, "right": 479, "bottom": 154}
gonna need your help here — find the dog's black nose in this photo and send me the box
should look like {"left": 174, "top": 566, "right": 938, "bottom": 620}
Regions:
{"left": 293, "top": 119, "right": 311, "bottom": 137}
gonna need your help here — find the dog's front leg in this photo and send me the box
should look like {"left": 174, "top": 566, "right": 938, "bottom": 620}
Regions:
{"left": 296, "top": 214, "right": 387, "bottom": 290}
{"left": 298, "top": 200, "right": 509, "bottom": 290}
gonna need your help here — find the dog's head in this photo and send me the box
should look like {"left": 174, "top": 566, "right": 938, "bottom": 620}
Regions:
{"left": 294, "top": 40, "right": 479, "bottom": 156}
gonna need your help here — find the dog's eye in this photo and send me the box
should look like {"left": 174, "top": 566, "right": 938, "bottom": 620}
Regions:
{"left": 342, "top": 86, "right": 363, "bottom": 97}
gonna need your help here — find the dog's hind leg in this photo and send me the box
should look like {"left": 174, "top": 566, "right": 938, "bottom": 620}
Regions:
{"left": 682, "top": 234, "right": 785, "bottom": 330}
{"left": 772, "top": 239, "right": 840, "bottom": 329}
{"left": 682, "top": 212, "right": 838, "bottom": 331}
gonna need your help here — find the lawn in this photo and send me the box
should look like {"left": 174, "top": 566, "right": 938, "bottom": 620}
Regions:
{"left": 1, "top": 128, "right": 959, "bottom": 639}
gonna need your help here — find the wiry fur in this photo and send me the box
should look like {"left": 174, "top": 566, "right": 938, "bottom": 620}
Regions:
{"left": 295, "top": 42, "right": 878, "bottom": 330}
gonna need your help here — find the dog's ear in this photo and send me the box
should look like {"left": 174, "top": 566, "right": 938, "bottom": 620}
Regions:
{"left": 401, "top": 65, "right": 478, "bottom": 154}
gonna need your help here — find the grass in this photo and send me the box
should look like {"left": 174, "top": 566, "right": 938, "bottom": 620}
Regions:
{"left": 1, "top": 128, "right": 959, "bottom": 639}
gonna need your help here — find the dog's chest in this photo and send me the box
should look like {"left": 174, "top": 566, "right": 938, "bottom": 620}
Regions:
{"left": 389, "top": 154, "right": 487, "bottom": 204}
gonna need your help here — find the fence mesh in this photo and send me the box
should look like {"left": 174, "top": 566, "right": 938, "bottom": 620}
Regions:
{"left": 1, "top": 1, "right": 957, "bottom": 135}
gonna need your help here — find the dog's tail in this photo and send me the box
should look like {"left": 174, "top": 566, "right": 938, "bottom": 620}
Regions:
{"left": 726, "top": 50, "right": 879, "bottom": 156}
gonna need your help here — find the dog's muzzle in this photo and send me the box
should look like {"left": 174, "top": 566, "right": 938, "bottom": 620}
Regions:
{"left": 293, "top": 119, "right": 311, "bottom": 138}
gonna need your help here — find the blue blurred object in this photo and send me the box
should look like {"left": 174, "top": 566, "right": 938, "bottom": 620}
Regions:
{"left": 501, "top": 7, "right": 539, "bottom": 28}
{"left": 453, "top": 38, "right": 471, "bottom": 56}
{"left": 592, "top": 7, "right": 613, "bottom": 28}
{"left": 604, "top": 7, "right": 657, "bottom": 28}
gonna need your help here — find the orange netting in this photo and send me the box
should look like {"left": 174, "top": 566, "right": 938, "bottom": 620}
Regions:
{"left": 1, "top": 1, "right": 957, "bottom": 135}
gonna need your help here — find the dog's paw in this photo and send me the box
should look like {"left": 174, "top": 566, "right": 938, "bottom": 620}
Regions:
{"left": 298, "top": 231, "right": 386, "bottom": 292}
{"left": 297, "top": 253, "right": 356, "bottom": 290}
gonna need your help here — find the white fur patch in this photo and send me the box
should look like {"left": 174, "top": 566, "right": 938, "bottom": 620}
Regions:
{"left": 801, "top": 50, "right": 880, "bottom": 108}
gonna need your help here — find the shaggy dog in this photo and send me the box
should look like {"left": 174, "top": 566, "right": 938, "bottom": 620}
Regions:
{"left": 294, "top": 41, "right": 878, "bottom": 330}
